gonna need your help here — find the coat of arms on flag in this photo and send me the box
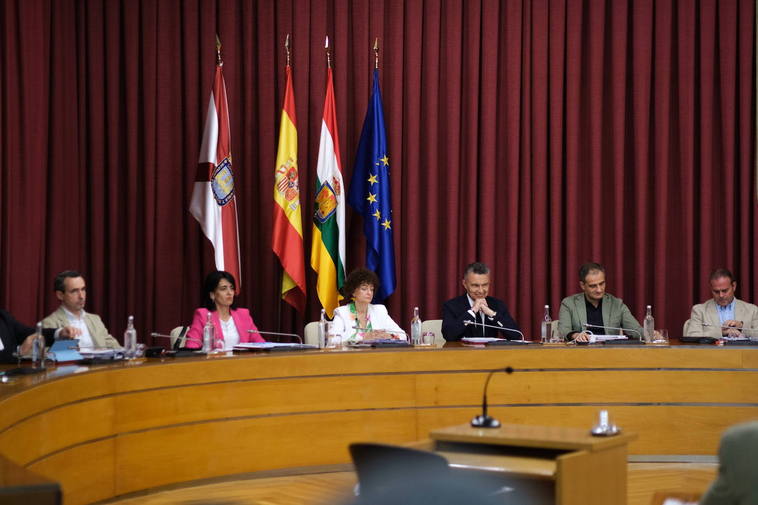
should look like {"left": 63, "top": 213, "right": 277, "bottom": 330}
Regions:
{"left": 211, "top": 157, "right": 235, "bottom": 205}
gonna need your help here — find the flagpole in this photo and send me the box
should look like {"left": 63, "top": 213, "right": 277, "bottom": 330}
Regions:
{"left": 285, "top": 33, "right": 291, "bottom": 67}
{"left": 216, "top": 34, "right": 223, "bottom": 66}
{"left": 325, "top": 35, "right": 331, "bottom": 69}
{"left": 373, "top": 38, "right": 379, "bottom": 69}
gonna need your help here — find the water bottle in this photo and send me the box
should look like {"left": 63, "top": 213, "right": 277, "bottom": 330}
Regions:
{"left": 410, "top": 307, "right": 422, "bottom": 345}
{"left": 540, "top": 305, "right": 552, "bottom": 343}
{"left": 123, "top": 315, "right": 137, "bottom": 358}
{"left": 202, "top": 312, "right": 214, "bottom": 353}
{"left": 32, "top": 322, "right": 46, "bottom": 368}
{"left": 318, "top": 309, "right": 327, "bottom": 348}
{"left": 643, "top": 305, "right": 655, "bottom": 343}
{"left": 213, "top": 325, "right": 225, "bottom": 352}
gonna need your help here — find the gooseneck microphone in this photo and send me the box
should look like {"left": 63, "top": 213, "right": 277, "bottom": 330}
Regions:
{"left": 582, "top": 323, "right": 642, "bottom": 339}
{"left": 463, "top": 320, "right": 525, "bottom": 340}
{"left": 471, "top": 366, "right": 514, "bottom": 428}
{"left": 247, "top": 329, "right": 303, "bottom": 344}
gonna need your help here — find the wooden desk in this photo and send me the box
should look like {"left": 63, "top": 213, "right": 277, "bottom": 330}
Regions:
{"left": 1, "top": 345, "right": 756, "bottom": 504}
{"left": 429, "top": 423, "right": 636, "bottom": 505}
{"left": 0, "top": 453, "right": 60, "bottom": 505}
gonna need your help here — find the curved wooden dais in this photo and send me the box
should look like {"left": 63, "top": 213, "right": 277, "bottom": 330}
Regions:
{"left": 1, "top": 345, "right": 756, "bottom": 504}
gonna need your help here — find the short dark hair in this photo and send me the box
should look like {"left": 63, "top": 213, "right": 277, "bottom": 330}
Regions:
{"left": 54, "top": 270, "right": 83, "bottom": 292}
{"left": 463, "top": 262, "right": 490, "bottom": 277}
{"left": 201, "top": 270, "right": 238, "bottom": 311}
{"left": 709, "top": 268, "right": 735, "bottom": 283}
{"left": 341, "top": 268, "right": 380, "bottom": 301}
{"left": 579, "top": 262, "right": 605, "bottom": 282}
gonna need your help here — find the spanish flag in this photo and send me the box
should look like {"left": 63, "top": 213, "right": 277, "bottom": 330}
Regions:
{"left": 310, "top": 67, "right": 346, "bottom": 317}
{"left": 272, "top": 64, "right": 306, "bottom": 312}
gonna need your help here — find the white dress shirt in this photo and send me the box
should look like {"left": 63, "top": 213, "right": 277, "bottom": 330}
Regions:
{"left": 63, "top": 307, "right": 94, "bottom": 348}
{"left": 220, "top": 316, "right": 240, "bottom": 350}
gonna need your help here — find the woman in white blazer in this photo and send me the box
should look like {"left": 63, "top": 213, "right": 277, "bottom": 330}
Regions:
{"left": 331, "top": 268, "right": 405, "bottom": 344}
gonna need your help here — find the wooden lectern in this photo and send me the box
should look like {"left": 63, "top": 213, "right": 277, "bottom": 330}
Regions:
{"left": 425, "top": 423, "right": 637, "bottom": 505}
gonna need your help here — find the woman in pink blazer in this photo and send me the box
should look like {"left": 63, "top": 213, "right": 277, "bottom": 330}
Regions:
{"left": 185, "top": 271, "right": 264, "bottom": 349}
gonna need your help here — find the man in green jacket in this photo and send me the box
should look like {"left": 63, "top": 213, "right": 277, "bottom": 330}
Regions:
{"left": 701, "top": 421, "right": 758, "bottom": 505}
{"left": 558, "top": 262, "right": 643, "bottom": 342}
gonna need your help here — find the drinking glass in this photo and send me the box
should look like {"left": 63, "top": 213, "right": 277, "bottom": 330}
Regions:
{"left": 419, "top": 331, "right": 435, "bottom": 346}
{"left": 325, "top": 323, "right": 342, "bottom": 349}
{"left": 652, "top": 329, "right": 669, "bottom": 345}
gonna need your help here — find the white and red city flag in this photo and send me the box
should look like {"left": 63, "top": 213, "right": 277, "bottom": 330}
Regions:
{"left": 190, "top": 44, "right": 242, "bottom": 288}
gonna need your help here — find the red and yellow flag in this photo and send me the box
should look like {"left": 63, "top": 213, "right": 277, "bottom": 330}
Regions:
{"left": 272, "top": 65, "right": 306, "bottom": 312}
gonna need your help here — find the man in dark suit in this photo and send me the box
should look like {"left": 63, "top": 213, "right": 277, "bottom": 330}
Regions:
{"left": 441, "top": 262, "right": 520, "bottom": 341}
{"left": 0, "top": 309, "right": 73, "bottom": 363}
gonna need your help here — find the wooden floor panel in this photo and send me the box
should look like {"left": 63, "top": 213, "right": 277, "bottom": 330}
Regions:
{"left": 107, "top": 464, "right": 716, "bottom": 505}
{"left": 110, "top": 472, "right": 357, "bottom": 505}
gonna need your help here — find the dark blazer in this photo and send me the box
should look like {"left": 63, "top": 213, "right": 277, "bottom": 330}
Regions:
{"left": 441, "top": 295, "right": 520, "bottom": 341}
{"left": 0, "top": 309, "right": 56, "bottom": 364}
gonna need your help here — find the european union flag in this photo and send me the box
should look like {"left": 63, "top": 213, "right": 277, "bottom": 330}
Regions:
{"left": 348, "top": 69, "right": 396, "bottom": 301}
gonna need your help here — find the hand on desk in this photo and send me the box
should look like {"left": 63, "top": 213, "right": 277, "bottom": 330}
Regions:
{"left": 58, "top": 326, "right": 80, "bottom": 339}
{"left": 722, "top": 320, "right": 743, "bottom": 337}
{"left": 361, "top": 330, "right": 402, "bottom": 341}
{"left": 18, "top": 325, "right": 78, "bottom": 356}
{"left": 572, "top": 332, "right": 591, "bottom": 343}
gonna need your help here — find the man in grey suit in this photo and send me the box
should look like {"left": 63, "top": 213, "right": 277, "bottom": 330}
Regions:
{"left": 687, "top": 269, "right": 758, "bottom": 338}
{"left": 558, "top": 262, "right": 643, "bottom": 342}
{"left": 41, "top": 270, "right": 122, "bottom": 349}
{"left": 700, "top": 420, "right": 758, "bottom": 505}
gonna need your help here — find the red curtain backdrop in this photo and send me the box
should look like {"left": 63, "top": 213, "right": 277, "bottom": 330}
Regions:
{"left": 1, "top": 0, "right": 755, "bottom": 341}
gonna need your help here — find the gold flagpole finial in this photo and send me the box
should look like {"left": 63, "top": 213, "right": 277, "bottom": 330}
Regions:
{"left": 285, "top": 33, "right": 291, "bottom": 67}
{"left": 373, "top": 38, "right": 379, "bottom": 69}
{"left": 325, "top": 35, "right": 332, "bottom": 69}
{"left": 216, "top": 34, "right": 223, "bottom": 66}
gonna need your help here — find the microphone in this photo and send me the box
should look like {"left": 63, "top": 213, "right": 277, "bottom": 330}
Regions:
{"left": 247, "top": 329, "right": 303, "bottom": 344}
{"left": 463, "top": 320, "right": 525, "bottom": 340}
{"left": 153, "top": 331, "right": 200, "bottom": 349}
{"left": 581, "top": 323, "right": 641, "bottom": 339}
{"left": 471, "top": 366, "right": 514, "bottom": 428}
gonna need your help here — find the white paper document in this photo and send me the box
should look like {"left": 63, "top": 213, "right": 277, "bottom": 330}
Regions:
{"left": 461, "top": 337, "right": 506, "bottom": 344}
{"left": 233, "top": 342, "right": 316, "bottom": 350}
{"left": 588, "top": 334, "right": 628, "bottom": 343}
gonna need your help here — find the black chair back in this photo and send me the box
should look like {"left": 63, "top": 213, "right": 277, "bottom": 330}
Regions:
{"left": 349, "top": 443, "right": 449, "bottom": 498}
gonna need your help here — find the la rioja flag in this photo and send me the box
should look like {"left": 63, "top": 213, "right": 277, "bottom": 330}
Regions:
{"left": 190, "top": 41, "right": 242, "bottom": 288}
